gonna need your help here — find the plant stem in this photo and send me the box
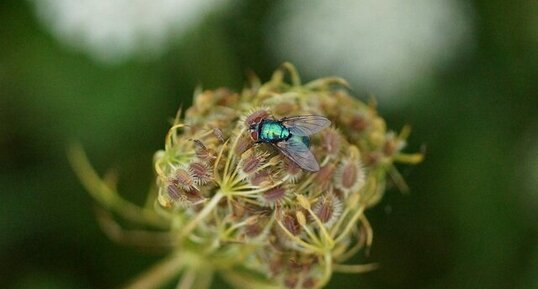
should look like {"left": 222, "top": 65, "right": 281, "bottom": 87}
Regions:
{"left": 180, "top": 192, "right": 224, "bottom": 238}
{"left": 124, "top": 254, "right": 183, "bottom": 289}
{"left": 176, "top": 268, "right": 196, "bottom": 289}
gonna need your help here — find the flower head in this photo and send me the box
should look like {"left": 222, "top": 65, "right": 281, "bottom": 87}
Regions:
{"left": 71, "top": 63, "right": 423, "bottom": 289}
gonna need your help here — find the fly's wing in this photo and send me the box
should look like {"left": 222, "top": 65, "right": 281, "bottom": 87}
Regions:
{"left": 274, "top": 136, "right": 320, "bottom": 172}
{"left": 282, "top": 116, "right": 331, "bottom": 136}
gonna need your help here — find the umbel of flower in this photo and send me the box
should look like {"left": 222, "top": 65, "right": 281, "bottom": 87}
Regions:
{"left": 70, "top": 63, "right": 422, "bottom": 289}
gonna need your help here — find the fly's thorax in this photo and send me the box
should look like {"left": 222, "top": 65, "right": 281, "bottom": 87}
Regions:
{"left": 259, "top": 120, "right": 290, "bottom": 142}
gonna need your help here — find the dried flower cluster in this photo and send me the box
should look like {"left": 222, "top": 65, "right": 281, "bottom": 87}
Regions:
{"left": 70, "top": 63, "right": 422, "bottom": 289}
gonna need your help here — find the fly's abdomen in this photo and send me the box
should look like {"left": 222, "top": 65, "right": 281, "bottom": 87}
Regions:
{"left": 259, "top": 121, "right": 290, "bottom": 142}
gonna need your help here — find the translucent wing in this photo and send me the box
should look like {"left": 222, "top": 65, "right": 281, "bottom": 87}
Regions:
{"left": 282, "top": 115, "right": 331, "bottom": 136}
{"left": 274, "top": 136, "right": 320, "bottom": 172}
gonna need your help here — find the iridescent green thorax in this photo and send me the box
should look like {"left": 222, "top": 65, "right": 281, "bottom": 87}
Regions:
{"left": 259, "top": 120, "right": 290, "bottom": 142}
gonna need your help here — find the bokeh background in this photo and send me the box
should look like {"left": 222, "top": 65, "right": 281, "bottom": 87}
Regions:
{"left": 1, "top": 0, "right": 537, "bottom": 288}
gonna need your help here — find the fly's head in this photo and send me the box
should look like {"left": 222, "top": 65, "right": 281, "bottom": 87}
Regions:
{"left": 245, "top": 109, "right": 271, "bottom": 142}
{"left": 248, "top": 122, "right": 260, "bottom": 142}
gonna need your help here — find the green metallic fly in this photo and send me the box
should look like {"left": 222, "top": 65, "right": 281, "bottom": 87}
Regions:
{"left": 248, "top": 115, "right": 331, "bottom": 172}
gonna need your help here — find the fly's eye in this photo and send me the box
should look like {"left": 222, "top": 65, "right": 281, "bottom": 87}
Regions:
{"left": 250, "top": 131, "right": 259, "bottom": 141}
{"left": 250, "top": 116, "right": 264, "bottom": 126}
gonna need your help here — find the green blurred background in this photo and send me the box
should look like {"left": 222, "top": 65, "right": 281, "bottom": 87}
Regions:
{"left": 1, "top": 0, "right": 537, "bottom": 288}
